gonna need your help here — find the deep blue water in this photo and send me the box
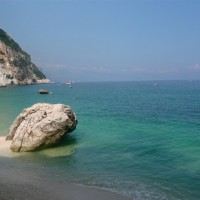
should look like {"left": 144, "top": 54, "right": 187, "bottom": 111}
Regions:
{"left": 0, "top": 81, "right": 200, "bottom": 200}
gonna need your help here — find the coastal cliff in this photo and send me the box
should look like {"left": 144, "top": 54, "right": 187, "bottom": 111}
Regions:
{"left": 0, "top": 29, "right": 49, "bottom": 86}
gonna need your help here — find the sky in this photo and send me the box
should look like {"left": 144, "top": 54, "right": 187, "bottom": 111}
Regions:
{"left": 0, "top": 0, "right": 200, "bottom": 82}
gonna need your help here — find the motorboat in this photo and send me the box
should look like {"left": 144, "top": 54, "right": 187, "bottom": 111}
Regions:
{"left": 38, "top": 89, "right": 49, "bottom": 94}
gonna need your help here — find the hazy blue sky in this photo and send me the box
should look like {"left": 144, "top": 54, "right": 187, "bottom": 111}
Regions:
{"left": 1, "top": 0, "right": 200, "bottom": 82}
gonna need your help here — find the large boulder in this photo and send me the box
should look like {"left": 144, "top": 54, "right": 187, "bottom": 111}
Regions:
{"left": 6, "top": 103, "right": 77, "bottom": 152}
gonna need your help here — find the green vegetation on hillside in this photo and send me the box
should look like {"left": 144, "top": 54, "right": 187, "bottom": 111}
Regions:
{"left": 11, "top": 57, "right": 29, "bottom": 69}
{"left": 11, "top": 58, "right": 46, "bottom": 79}
{"left": 6, "top": 74, "right": 14, "bottom": 79}
{"left": 32, "top": 64, "right": 46, "bottom": 79}
{"left": 0, "top": 28, "right": 47, "bottom": 80}
{"left": 0, "top": 29, "right": 23, "bottom": 53}
{"left": 0, "top": 58, "right": 5, "bottom": 63}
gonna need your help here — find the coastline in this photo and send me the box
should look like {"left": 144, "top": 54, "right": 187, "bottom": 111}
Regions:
{"left": 0, "top": 137, "right": 132, "bottom": 200}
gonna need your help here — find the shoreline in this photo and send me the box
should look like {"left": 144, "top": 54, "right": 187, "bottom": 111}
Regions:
{"left": 0, "top": 137, "right": 132, "bottom": 200}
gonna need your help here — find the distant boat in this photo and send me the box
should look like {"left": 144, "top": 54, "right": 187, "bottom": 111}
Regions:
{"left": 66, "top": 80, "right": 75, "bottom": 85}
{"left": 153, "top": 83, "right": 159, "bottom": 86}
{"left": 66, "top": 81, "right": 72, "bottom": 85}
{"left": 38, "top": 89, "right": 49, "bottom": 94}
{"left": 66, "top": 81, "right": 74, "bottom": 88}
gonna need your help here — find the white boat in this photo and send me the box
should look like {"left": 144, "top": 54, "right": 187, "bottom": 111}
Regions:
{"left": 66, "top": 81, "right": 72, "bottom": 85}
{"left": 66, "top": 81, "right": 74, "bottom": 88}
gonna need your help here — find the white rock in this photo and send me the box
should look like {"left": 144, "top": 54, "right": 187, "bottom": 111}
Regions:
{"left": 6, "top": 103, "right": 78, "bottom": 152}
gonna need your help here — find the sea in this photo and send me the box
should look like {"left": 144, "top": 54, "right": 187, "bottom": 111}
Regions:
{"left": 0, "top": 80, "right": 200, "bottom": 200}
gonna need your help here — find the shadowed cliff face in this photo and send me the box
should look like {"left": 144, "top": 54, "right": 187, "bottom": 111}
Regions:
{"left": 0, "top": 29, "right": 49, "bottom": 86}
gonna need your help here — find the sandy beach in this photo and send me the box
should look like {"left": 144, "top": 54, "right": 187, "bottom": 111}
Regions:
{"left": 0, "top": 137, "right": 132, "bottom": 200}
{"left": 0, "top": 137, "right": 11, "bottom": 154}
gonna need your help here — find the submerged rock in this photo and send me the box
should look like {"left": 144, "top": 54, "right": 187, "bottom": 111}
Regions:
{"left": 6, "top": 103, "right": 77, "bottom": 152}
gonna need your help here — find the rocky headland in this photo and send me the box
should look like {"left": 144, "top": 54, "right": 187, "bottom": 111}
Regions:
{"left": 0, "top": 29, "right": 50, "bottom": 86}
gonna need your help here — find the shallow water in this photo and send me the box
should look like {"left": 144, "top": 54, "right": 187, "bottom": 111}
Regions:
{"left": 0, "top": 81, "right": 200, "bottom": 200}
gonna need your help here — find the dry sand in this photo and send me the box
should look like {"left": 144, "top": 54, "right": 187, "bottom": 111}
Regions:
{"left": 0, "top": 136, "right": 132, "bottom": 200}
{"left": 0, "top": 137, "right": 11, "bottom": 150}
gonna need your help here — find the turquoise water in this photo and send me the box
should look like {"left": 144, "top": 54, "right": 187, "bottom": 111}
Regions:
{"left": 0, "top": 81, "right": 200, "bottom": 200}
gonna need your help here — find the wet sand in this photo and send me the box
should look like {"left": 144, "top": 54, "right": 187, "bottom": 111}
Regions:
{"left": 0, "top": 137, "right": 132, "bottom": 200}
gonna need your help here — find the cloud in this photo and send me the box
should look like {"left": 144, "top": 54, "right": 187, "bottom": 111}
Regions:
{"left": 76, "top": 66, "right": 182, "bottom": 75}
{"left": 77, "top": 66, "right": 112, "bottom": 73}
{"left": 35, "top": 61, "right": 187, "bottom": 75}
{"left": 35, "top": 61, "right": 200, "bottom": 82}
{"left": 187, "top": 64, "right": 200, "bottom": 71}
{"left": 128, "top": 66, "right": 180, "bottom": 74}
{"left": 130, "top": 67, "right": 145, "bottom": 72}
{"left": 37, "top": 63, "right": 66, "bottom": 69}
